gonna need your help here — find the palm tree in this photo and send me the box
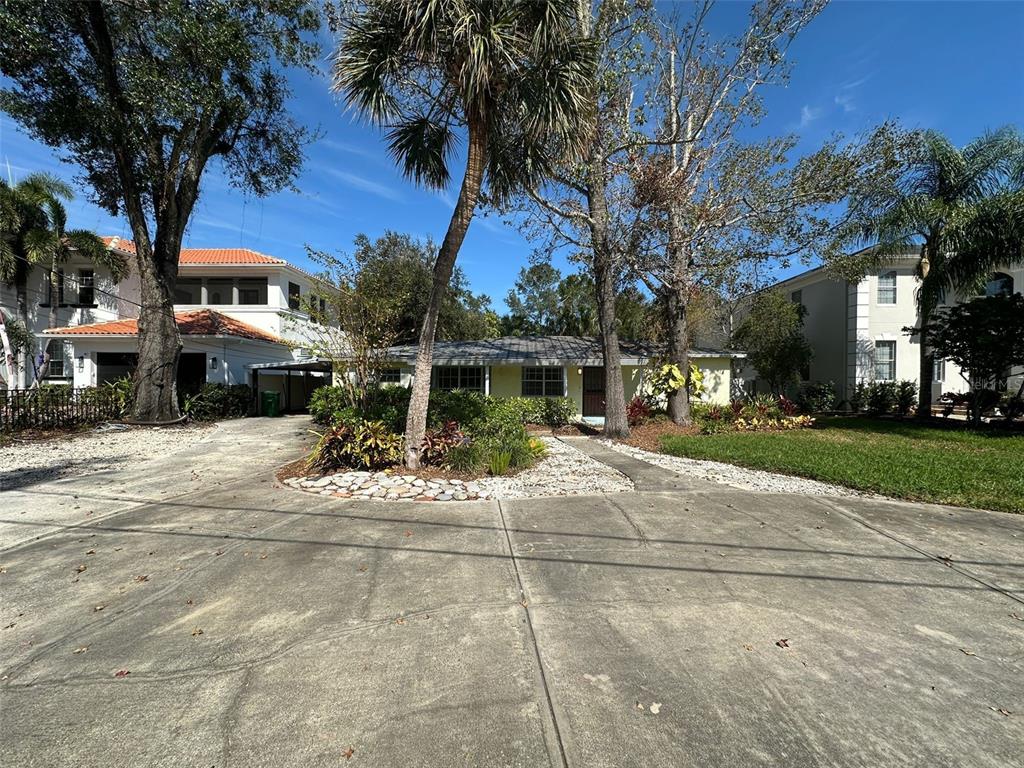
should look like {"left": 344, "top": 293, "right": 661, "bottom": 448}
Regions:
{"left": 851, "top": 127, "right": 1024, "bottom": 419}
{"left": 1, "top": 174, "right": 128, "bottom": 386}
{"left": 333, "top": 0, "right": 594, "bottom": 468}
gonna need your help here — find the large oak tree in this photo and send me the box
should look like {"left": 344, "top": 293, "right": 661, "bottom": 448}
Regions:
{"left": 0, "top": 0, "right": 320, "bottom": 420}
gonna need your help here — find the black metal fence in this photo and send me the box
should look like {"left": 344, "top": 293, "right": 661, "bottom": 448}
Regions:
{"left": 0, "top": 386, "right": 126, "bottom": 433}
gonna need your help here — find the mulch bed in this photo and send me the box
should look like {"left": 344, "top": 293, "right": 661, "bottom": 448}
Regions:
{"left": 620, "top": 421, "right": 700, "bottom": 452}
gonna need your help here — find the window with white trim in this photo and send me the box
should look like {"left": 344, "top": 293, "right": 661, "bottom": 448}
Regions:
{"left": 877, "top": 271, "right": 897, "bottom": 305}
{"left": 77, "top": 269, "right": 95, "bottom": 305}
{"left": 933, "top": 358, "right": 945, "bottom": 382}
{"left": 378, "top": 368, "right": 401, "bottom": 384}
{"left": 521, "top": 366, "right": 564, "bottom": 397}
{"left": 47, "top": 342, "right": 67, "bottom": 378}
{"left": 874, "top": 341, "right": 896, "bottom": 381}
{"left": 432, "top": 366, "right": 484, "bottom": 392}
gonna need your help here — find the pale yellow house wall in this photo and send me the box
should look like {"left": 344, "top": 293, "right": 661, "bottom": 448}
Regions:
{"left": 480, "top": 359, "right": 734, "bottom": 415}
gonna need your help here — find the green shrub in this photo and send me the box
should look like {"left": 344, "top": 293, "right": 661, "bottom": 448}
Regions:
{"left": 444, "top": 443, "right": 484, "bottom": 472}
{"left": 307, "top": 419, "right": 402, "bottom": 472}
{"left": 895, "top": 380, "right": 918, "bottom": 417}
{"left": 428, "top": 389, "right": 489, "bottom": 428}
{"left": 182, "top": 383, "right": 251, "bottom": 421}
{"left": 849, "top": 382, "right": 869, "bottom": 413}
{"left": 309, "top": 385, "right": 349, "bottom": 425}
{"left": 866, "top": 381, "right": 897, "bottom": 415}
{"left": 745, "top": 393, "right": 782, "bottom": 420}
{"left": 796, "top": 381, "right": 837, "bottom": 413}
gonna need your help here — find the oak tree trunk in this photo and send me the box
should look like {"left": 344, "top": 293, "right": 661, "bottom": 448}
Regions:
{"left": 665, "top": 209, "right": 691, "bottom": 426}
{"left": 586, "top": 152, "right": 629, "bottom": 438}
{"left": 403, "top": 121, "right": 488, "bottom": 468}
{"left": 130, "top": 233, "right": 184, "bottom": 422}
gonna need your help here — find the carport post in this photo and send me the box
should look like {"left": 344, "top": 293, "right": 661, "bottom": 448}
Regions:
{"left": 252, "top": 370, "right": 259, "bottom": 415}
{"left": 286, "top": 368, "right": 292, "bottom": 413}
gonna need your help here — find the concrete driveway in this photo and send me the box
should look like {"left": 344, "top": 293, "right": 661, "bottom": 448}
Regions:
{"left": 1, "top": 417, "right": 1022, "bottom": 767}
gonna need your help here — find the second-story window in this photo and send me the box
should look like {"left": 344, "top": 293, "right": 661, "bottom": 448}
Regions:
{"left": 288, "top": 281, "right": 301, "bottom": 311}
{"left": 238, "top": 277, "right": 268, "bottom": 305}
{"left": 877, "top": 271, "right": 897, "bottom": 305}
{"left": 207, "top": 278, "right": 233, "bottom": 305}
{"left": 174, "top": 278, "right": 202, "bottom": 304}
{"left": 77, "top": 269, "right": 95, "bottom": 305}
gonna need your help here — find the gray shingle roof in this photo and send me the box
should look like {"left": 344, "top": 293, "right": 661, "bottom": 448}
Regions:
{"left": 384, "top": 336, "right": 743, "bottom": 366}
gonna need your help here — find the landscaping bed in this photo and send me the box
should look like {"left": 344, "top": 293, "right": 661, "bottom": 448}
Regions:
{"left": 281, "top": 434, "right": 633, "bottom": 502}
{"left": 653, "top": 416, "right": 1024, "bottom": 513}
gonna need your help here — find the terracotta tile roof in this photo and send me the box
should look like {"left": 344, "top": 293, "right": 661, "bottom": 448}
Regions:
{"left": 44, "top": 309, "right": 284, "bottom": 344}
{"left": 179, "top": 248, "right": 285, "bottom": 265}
{"left": 102, "top": 237, "right": 285, "bottom": 265}
{"left": 102, "top": 236, "right": 136, "bottom": 255}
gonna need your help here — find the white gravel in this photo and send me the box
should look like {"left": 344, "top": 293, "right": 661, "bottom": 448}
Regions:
{"left": 598, "top": 438, "right": 865, "bottom": 498}
{"left": 287, "top": 435, "right": 633, "bottom": 502}
{"left": 0, "top": 422, "right": 215, "bottom": 487}
{"left": 478, "top": 435, "right": 633, "bottom": 499}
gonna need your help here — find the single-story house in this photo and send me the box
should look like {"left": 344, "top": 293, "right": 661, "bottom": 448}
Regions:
{"left": 379, "top": 336, "right": 744, "bottom": 417}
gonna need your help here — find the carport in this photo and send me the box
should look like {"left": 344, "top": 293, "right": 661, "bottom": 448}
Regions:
{"left": 247, "top": 359, "right": 333, "bottom": 414}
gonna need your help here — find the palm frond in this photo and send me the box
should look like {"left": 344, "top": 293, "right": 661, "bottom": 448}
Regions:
{"left": 385, "top": 116, "right": 455, "bottom": 188}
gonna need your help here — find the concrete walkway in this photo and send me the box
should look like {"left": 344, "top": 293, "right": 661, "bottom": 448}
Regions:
{"left": 2, "top": 420, "right": 1022, "bottom": 767}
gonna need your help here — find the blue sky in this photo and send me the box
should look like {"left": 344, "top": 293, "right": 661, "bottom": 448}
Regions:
{"left": 2, "top": 1, "right": 1022, "bottom": 312}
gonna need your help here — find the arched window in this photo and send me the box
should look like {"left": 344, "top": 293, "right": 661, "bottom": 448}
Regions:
{"left": 983, "top": 272, "right": 1014, "bottom": 297}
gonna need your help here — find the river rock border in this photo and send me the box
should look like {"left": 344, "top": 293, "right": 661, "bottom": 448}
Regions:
{"left": 282, "top": 435, "right": 634, "bottom": 502}
{"left": 284, "top": 472, "right": 489, "bottom": 501}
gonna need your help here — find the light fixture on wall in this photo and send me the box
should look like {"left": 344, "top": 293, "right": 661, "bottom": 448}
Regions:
{"left": 77, "top": 355, "right": 85, "bottom": 371}
{"left": 576, "top": 367, "right": 583, "bottom": 375}
{"left": 209, "top": 356, "right": 218, "bottom": 370}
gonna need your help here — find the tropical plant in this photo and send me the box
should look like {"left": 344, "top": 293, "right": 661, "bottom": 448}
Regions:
{"left": 931, "top": 294, "right": 1024, "bottom": 424}
{"left": 308, "top": 419, "right": 403, "bottom": 472}
{"left": 487, "top": 450, "right": 512, "bottom": 477}
{"left": 841, "top": 127, "right": 1024, "bottom": 418}
{"left": 333, "top": 0, "right": 594, "bottom": 468}
{"left": 626, "top": 396, "right": 652, "bottom": 427}
{"left": 1, "top": 174, "right": 127, "bottom": 386}
{"left": 1, "top": 1, "right": 321, "bottom": 421}
{"left": 647, "top": 362, "right": 705, "bottom": 403}
{"left": 421, "top": 421, "right": 467, "bottom": 466}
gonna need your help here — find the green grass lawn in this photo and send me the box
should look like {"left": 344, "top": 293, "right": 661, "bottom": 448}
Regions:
{"left": 658, "top": 417, "right": 1024, "bottom": 513}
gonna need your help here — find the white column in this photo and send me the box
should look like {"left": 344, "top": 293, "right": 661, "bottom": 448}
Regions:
{"left": 484, "top": 366, "right": 491, "bottom": 395}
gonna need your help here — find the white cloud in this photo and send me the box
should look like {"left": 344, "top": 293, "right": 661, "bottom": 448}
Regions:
{"left": 835, "top": 92, "right": 856, "bottom": 113}
{"left": 325, "top": 169, "right": 403, "bottom": 202}
{"left": 798, "top": 105, "right": 823, "bottom": 128}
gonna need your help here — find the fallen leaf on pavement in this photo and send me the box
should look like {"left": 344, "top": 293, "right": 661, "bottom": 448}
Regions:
{"left": 86, "top": 549, "right": 96, "bottom": 555}
{"left": 113, "top": 669, "right": 130, "bottom": 678}
{"left": 73, "top": 646, "right": 88, "bottom": 654}
{"left": 192, "top": 627, "right": 203, "bottom": 637}
{"left": 743, "top": 644, "right": 754, "bottom": 651}
{"left": 135, "top": 575, "right": 149, "bottom": 583}
{"left": 403, "top": 530, "right": 413, "bottom": 537}
{"left": 75, "top": 564, "right": 87, "bottom": 573}
{"left": 989, "top": 706, "right": 1012, "bottom": 716}
{"left": 341, "top": 747, "right": 355, "bottom": 760}
{"left": 93, "top": 605, "right": 105, "bottom": 612}
{"left": 635, "top": 701, "right": 644, "bottom": 711}
{"left": 959, "top": 648, "right": 976, "bottom": 656}
{"left": 1010, "top": 613, "right": 1023, "bottom": 622}
{"left": 650, "top": 702, "right": 662, "bottom": 715}
{"left": 394, "top": 617, "right": 405, "bottom": 625}
{"left": 776, "top": 639, "right": 790, "bottom": 648}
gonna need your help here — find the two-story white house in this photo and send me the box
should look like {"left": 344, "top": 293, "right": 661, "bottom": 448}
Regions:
{"left": 748, "top": 252, "right": 1023, "bottom": 405}
{"left": 23, "top": 236, "right": 334, "bottom": 407}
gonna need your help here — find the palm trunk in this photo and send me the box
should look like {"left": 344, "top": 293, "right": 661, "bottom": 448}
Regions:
{"left": 15, "top": 270, "right": 29, "bottom": 388}
{"left": 665, "top": 209, "right": 691, "bottom": 426}
{"left": 33, "top": 255, "right": 60, "bottom": 388}
{"left": 916, "top": 252, "right": 936, "bottom": 422}
{"left": 0, "top": 308, "right": 16, "bottom": 387}
{"left": 131, "top": 234, "right": 183, "bottom": 422}
{"left": 403, "top": 121, "right": 488, "bottom": 468}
